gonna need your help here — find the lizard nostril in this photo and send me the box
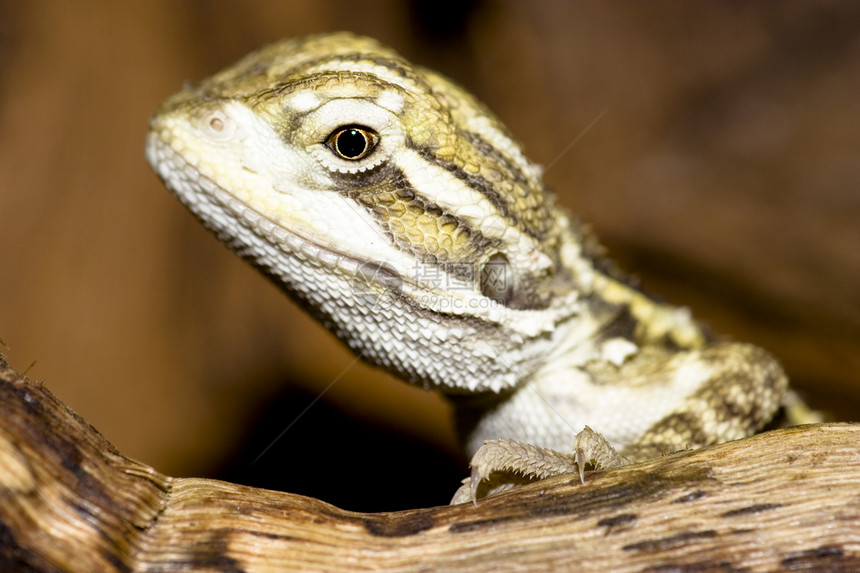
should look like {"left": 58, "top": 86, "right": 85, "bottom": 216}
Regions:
{"left": 201, "top": 110, "right": 235, "bottom": 140}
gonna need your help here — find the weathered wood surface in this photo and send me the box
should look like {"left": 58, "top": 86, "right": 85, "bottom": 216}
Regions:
{"left": 0, "top": 356, "right": 858, "bottom": 572}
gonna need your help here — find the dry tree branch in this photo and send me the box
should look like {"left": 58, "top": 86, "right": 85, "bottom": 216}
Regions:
{"left": 0, "top": 356, "right": 857, "bottom": 572}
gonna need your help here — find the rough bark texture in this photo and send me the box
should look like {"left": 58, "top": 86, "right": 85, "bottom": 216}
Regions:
{"left": 0, "top": 356, "right": 857, "bottom": 572}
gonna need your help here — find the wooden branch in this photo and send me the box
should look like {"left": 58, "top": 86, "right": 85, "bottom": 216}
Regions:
{"left": 0, "top": 356, "right": 857, "bottom": 572}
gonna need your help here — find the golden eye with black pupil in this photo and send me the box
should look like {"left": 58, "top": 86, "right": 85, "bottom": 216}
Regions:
{"left": 325, "top": 125, "right": 379, "bottom": 160}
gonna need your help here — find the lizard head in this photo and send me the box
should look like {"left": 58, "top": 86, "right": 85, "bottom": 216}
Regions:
{"left": 146, "top": 32, "right": 586, "bottom": 394}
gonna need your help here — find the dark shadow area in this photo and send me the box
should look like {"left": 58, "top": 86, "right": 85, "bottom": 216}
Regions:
{"left": 211, "top": 381, "right": 466, "bottom": 512}
{"left": 408, "top": 0, "right": 484, "bottom": 40}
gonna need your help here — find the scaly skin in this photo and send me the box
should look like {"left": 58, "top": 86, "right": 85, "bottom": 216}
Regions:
{"left": 146, "top": 33, "right": 789, "bottom": 502}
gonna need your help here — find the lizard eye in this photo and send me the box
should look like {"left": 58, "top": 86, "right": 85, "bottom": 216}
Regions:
{"left": 325, "top": 126, "right": 379, "bottom": 160}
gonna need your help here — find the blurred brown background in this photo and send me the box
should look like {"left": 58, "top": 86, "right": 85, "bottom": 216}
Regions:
{"left": 1, "top": 1, "right": 858, "bottom": 510}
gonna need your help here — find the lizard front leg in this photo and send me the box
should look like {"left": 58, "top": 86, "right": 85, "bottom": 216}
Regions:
{"left": 451, "top": 427, "right": 624, "bottom": 504}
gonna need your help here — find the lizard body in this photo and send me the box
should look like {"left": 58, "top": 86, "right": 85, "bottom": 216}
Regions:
{"left": 146, "top": 33, "right": 790, "bottom": 503}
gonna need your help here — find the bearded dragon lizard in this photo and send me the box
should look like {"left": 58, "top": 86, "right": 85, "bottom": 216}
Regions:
{"left": 146, "top": 33, "right": 805, "bottom": 504}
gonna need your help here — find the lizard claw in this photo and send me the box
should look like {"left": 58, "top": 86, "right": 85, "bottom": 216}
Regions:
{"left": 451, "top": 431, "right": 629, "bottom": 504}
{"left": 573, "top": 425, "right": 628, "bottom": 483}
{"left": 469, "top": 466, "right": 482, "bottom": 505}
{"left": 456, "top": 439, "right": 578, "bottom": 503}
